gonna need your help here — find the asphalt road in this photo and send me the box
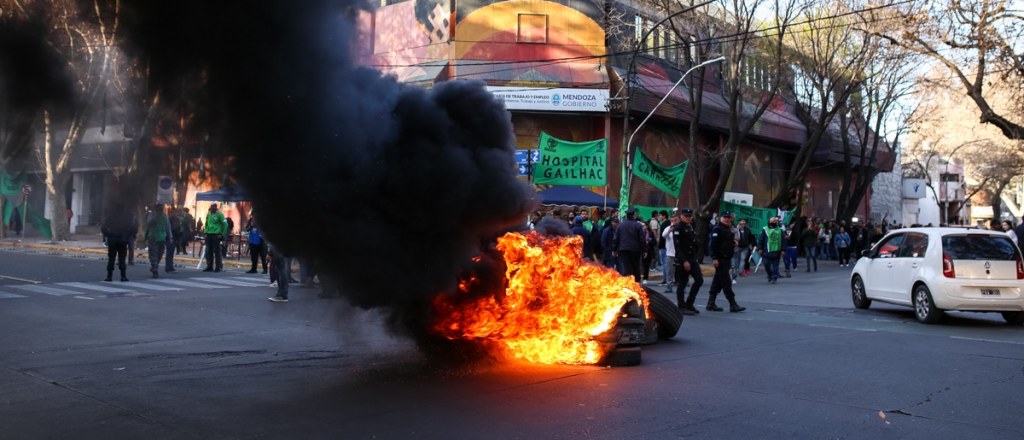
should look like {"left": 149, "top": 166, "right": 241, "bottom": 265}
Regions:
{"left": 1, "top": 248, "right": 1022, "bottom": 439}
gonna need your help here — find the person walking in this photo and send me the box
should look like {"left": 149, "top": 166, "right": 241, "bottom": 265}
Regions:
{"left": 835, "top": 226, "right": 852, "bottom": 267}
{"left": 203, "top": 203, "right": 227, "bottom": 272}
{"left": 613, "top": 208, "right": 646, "bottom": 283}
{"left": 245, "top": 214, "right": 268, "bottom": 274}
{"left": 143, "top": 203, "right": 174, "bottom": 278}
{"left": 600, "top": 217, "right": 619, "bottom": 271}
{"left": 706, "top": 211, "right": 745, "bottom": 312}
{"left": 800, "top": 220, "right": 819, "bottom": 272}
{"left": 100, "top": 203, "right": 135, "bottom": 282}
{"left": 661, "top": 212, "right": 679, "bottom": 288}
{"left": 673, "top": 208, "right": 704, "bottom": 315}
{"left": 648, "top": 210, "right": 661, "bottom": 272}
{"left": 658, "top": 210, "right": 670, "bottom": 281}
{"left": 268, "top": 240, "right": 289, "bottom": 302}
{"left": 758, "top": 216, "right": 784, "bottom": 284}
{"left": 640, "top": 221, "right": 657, "bottom": 285}
{"left": 783, "top": 228, "right": 798, "bottom": 277}
{"left": 732, "top": 218, "right": 753, "bottom": 282}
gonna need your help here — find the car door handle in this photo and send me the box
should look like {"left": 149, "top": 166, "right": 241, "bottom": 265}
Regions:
{"left": 912, "top": 263, "right": 919, "bottom": 268}
{"left": 886, "top": 262, "right": 892, "bottom": 268}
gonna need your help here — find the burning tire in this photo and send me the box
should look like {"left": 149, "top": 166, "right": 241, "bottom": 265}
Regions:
{"left": 642, "top": 319, "right": 658, "bottom": 345}
{"left": 601, "top": 346, "right": 641, "bottom": 366}
{"left": 642, "top": 286, "right": 683, "bottom": 339}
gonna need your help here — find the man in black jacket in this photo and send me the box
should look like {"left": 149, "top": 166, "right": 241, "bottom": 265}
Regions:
{"left": 706, "top": 211, "right": 745, "bottom": 313}
{"left": 101, "top": 203, "right": 136, "bottom": 282}
{"left": 673, "top": 208, "right": 704, "bottom": 315}
{"left": 613, "top": 208, "right": 646, "bottom": 282}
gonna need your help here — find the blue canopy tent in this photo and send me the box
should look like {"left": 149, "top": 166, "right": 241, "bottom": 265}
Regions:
{"left": 537, "top": 186, "right": 618, "bottom": 208}
{"left": 195, "top": 184, "right": 250, "bottom": 202}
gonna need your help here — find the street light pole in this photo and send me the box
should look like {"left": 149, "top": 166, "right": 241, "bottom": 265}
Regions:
{"left": 620, "top": 0, "right": 713, "bottom": 208}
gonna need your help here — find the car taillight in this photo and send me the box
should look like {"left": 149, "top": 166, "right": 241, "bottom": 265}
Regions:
{"left": 1017, "top": 255, "right": 1024, "bottom": 280}
{"left": 942, "top": 253, "right": 955, "bottom": 278}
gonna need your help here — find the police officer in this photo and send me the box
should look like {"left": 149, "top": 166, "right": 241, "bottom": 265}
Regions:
{"left": 673, "top": 208, "right": 704, "bottom": 315}
{"left": 706, "top": 211, "right": 746, "bottom": 312}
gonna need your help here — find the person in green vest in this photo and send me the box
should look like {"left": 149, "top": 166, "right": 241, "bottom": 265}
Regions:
{"left": 203, "top": 203, "right": 227, "bottom": 272}
{"left": 757, "top": 216, "right": 784, "bottom": 284}
{"left": 143, "top": 203, "right": 174, "bottom": 278}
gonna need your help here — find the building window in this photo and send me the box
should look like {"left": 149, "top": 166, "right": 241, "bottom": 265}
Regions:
{"left": 518, "top": 14, "right": 548, "bottom": 43}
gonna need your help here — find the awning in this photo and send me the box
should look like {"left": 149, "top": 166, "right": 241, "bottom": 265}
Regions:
{"left": 196, "top": 184, "right": 250, "bottom": 202}
{"left": 454, "top": 60, "right": 607, "bottom": 88}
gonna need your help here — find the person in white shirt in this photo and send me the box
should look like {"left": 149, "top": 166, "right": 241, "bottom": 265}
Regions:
{"left": 661, "top": 212, "right": 680, "bottom": 289}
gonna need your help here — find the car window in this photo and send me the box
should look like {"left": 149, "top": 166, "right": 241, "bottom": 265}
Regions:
{"left": 941, "top": 235, "right": 1018, "bottom": 260}
{"left": 896, "top": 233, "right": 929, "bottom": 258}
{"left": 874, "top": 234, "right": 904, "bottom": 258}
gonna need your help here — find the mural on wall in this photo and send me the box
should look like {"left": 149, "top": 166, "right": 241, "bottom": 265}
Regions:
{"left": 370, "top": 0, "right": 453, "bottom": 82}
{"left": 453, "top": 0, "right": 605, "bottom": 87}
{"left": 726, "top": 145, "right": 788, "bottom": 209}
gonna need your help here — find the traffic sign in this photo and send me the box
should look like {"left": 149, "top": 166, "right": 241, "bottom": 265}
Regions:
{"left": 518, "top": 164, "right": 530, "bottom": 176}
{"left": 531, "top": 149, "right": 540, "bottom": 163}
{"left": 516, "top": 149, "right": 541, "bottom": 165}
{"left": 515, "top": 150, "right": 528, "bottom": 164}
{"left": 20, "top": 184, "right": 31, "bottom": 195}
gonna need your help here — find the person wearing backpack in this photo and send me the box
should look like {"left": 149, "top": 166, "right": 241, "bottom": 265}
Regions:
{"left": 245, "top": 214, "right": 268, "bottom": 274}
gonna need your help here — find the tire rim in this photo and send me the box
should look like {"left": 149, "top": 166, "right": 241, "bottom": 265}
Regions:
{"left": 853, "top": 279, "right": 864, "bottom": 302}
{"left": 915, "top": 289, "right": 929, "bottom": 318}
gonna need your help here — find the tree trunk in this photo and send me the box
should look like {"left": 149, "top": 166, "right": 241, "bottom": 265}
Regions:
{"left": 46, "top": 170, "right": 70, "bottom": 241}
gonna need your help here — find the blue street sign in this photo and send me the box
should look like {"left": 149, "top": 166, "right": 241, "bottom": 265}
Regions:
{"left": 518, "top": 164, "right": 529, "bottom": 176}
{"left": 531, "top": 149, "right": 541, "bottom": 163}
{"left": 515, "top": 150, "right": 528, "bottom": 164}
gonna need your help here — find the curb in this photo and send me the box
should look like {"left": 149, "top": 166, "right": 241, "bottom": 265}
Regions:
{"left": 0, "top": 241, "right": 252, "bottom": 268}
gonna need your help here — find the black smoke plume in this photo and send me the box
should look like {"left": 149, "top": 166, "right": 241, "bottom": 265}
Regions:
{"left": 117, "top": 1, "right": 537, "bottom": 352}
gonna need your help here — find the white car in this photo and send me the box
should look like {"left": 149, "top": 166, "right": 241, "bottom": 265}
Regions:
{"left": 850, "top": 227, "right": 1024, "bottom": 324}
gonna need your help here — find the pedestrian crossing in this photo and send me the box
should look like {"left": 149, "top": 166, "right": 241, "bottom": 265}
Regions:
{"left": 0, "top": 275, "right": 272, "bottom": 300}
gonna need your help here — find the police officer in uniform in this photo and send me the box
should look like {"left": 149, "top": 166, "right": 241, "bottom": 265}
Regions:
{"left": 706, "top": 211, "right": 746, "bottom": 312}
{"left": 673, "top": 208, "right": 704, "bottom": 315}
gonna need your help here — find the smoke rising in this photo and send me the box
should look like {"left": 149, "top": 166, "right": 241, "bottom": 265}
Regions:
{"left": 118, "top": 1, "right": 538, "bottom": 352}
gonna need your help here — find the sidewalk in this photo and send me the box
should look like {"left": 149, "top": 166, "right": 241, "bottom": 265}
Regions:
{"left": 0, "top": 233, "right": 252, "bottom": 268}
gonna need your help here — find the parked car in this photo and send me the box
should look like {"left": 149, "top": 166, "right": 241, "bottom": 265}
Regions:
{"left": 850, "top": 227, "right": 1024, "bottom": 324}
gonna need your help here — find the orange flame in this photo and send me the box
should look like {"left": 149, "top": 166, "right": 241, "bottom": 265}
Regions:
{"left": 434, "top": 231, "right": 648, "bottom": 365}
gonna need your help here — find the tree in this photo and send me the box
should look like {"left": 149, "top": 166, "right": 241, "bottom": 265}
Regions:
{"left": 767, "top": 0, "right": 876, "bottom": 209}
{"left": 834, "top": 4, "right": 920, "bottom": 223}
{"left": 889, "top": 0, "right": 1024, "bottom": 140}
{"left": 6, "top": 0, "right": 122, "bottom": 241}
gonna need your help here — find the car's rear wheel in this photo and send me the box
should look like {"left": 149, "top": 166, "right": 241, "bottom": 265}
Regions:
{"left": 851, "top": 275, "right": 871, "bottom": 309}
{"left": 1001, "top": 312, "right": 1024, "bottom": 325}
{"left": 913, "top": 284, "right": 942, "bottom": 324}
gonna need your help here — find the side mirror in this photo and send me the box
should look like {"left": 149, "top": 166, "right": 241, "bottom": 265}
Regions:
{"left": 861, "top": 249, "right": 872, "bottom": 259}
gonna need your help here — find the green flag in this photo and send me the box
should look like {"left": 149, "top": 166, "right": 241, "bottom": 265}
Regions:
{"left": 1, "top": 167, "right": 27, "bottom": 196}
{"left": 26, "top": 203, "right": 51, "bottom": 239}
{"left": 618, "top": 160, "right": 629, "bottom": 212}
{"left": 719, "top": 200, "right": 794, "bottom": 231}
{"left": 632, "top": 149, "right": 688, "bottom": 197}
{"left": 533, "top": 132, "right": 607, "bottom": 186}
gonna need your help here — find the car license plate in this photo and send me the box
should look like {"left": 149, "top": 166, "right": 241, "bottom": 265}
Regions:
{"left": 981, "top": 289, "right": 1001, "bottom": 296}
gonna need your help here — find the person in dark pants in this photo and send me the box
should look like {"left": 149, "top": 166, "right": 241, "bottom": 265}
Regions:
{"left": 203, "top": 203, "right": 227, "bottom": 272}
{"left": 672, "top": 208, "right": 704, "bottom": 315}
{"left": 144, "top": 203, "right": 174, "bottom": 278}
{"left": 613, "top": 208, "right": 646, "bottom": 282}
{"left": 706, "top": 211, "right": 745, "bottom": 312}
{"left": 100, "top": 203, "right": 135, "bottom": 282}
{"left": 245, "top": 214, "right": 268, "bottom": 274}
{"left": 269, "top": 243, "right": 289, "bottom": 302}
{"left": 759, "top": 217, "right": 784, "bottom": 283}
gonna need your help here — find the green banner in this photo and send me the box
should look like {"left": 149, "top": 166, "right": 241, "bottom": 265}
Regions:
{"left": 633, "top": 149, "right": 688, "bottom": 197}
{"left": 619, "top": 160, "right": 629, "bottom": 212}
{"left": 1, "top": 167, "right": 27, "bottom": 196}
{"left": 633, "top": 205, "right": 674, "bottom": 221}
{"left": 719, "top": 200, "right": 794, "bottom": 231}
{"left": 26, "top": 203, "right": 51, "bottom": 239}
{"left": 534, "top": 132, "right": 607, "bottom": 186}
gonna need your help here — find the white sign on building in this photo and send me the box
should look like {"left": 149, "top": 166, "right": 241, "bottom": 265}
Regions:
{"left": 724, "top": 191, "right": 753, "bottom": 206}
{"left": 487, "top": 87, "right": 609, "bottom": 112}
{"left": 902, "top": 178, "right": 927, "bottom": 199}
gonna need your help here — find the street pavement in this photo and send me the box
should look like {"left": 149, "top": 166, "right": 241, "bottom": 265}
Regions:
{"left": 1, "top": 238, "right": 1023, "bottom": 439}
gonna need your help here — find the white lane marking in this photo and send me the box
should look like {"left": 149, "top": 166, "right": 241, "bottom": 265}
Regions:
{"left": 57, "top": 282, "right": 135, "bottom": 293}
{"left": 117, "top": 281, "right": 183, "bottom": 291}
{"left": 228, "top": 276, "right": 268, "bottom": 283}
{"left": 149, "top": 279, "right": 229, "bottom": 289}
{"left": 15, "top": 285, "right": 82, "bottom": 296}
{"left": 0, "top": 275, "right": 42, "bottom": 284}
{"left": 74, "top": 296, "right": 95, "bottom": 300}
{"left": 0, "top": 291, "right": 26, "bottom": 299}
{"left": 192, "top": 277, "right": 265, "bottom": 287}
{"left": 950, "top": 336, "right": 1024, "bottom": 345}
